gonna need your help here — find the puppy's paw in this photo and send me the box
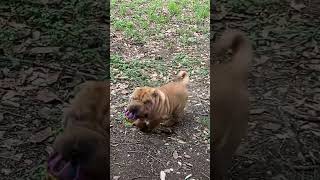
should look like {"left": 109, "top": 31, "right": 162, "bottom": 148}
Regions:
{"left": 132, "top": 119, "right": 150, "bottom": 132}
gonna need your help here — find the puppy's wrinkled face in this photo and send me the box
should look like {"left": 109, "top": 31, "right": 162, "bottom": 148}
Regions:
{"left": 47, "top": 127, "right": 107, "bottom": 180}
{"left": 127, "top": 87, "right": 157, "bottom": 119}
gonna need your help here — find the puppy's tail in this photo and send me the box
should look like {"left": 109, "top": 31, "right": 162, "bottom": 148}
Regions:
{"left": 174, "top": 70, "right": 189, "bottom": 85}
{"left": 214, "top": 29, "right": 252, "bottom": 72}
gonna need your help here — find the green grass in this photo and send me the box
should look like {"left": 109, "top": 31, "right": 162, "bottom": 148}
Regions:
{"left": 111, "top": 55, "right": 168, "bottom": 86}
{"left": 194, "top": 1, "right": 210, "bottom": 22}
{"left": 200, "top": 116, "right": 210, "bottom": 128}
{"left": 111, "top": 0, "right": 209, "bottom": 128}
{"left": 27, "top": 164, "right": 46, "bottom": 180}
{"left": 111, "top": 54, "right": 208, "bottom": 87}
{"left": 113, "top": 111, "right": 134, "bottom": 127}
{"left": 111, "top": 0, "right": 209, "bottom": 45}
{"left": 172, "top": 54, "right": 209, "bottom": 76}
{"left": 199, "top": 116, "right": 210, "bottom": 139}
{"left": 168, "top": 0, "right": 181, "bottom": 15}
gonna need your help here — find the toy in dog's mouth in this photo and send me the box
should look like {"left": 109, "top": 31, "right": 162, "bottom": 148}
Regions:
{"left": 125, "top": 109, "right": 138, "bottom": 121}
{"left": 47, "top": 152, "right": 85, "bottom": 180}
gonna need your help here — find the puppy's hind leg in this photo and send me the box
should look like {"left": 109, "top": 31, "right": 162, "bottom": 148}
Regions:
{"left": 160, "top": 113, "right": 182, "bottom": 134}
{"left": 162, "top": 109, "right": 184, "bottom": 127}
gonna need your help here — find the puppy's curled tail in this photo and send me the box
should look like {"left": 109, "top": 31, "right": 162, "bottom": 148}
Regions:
{"left": 214, "top": 29, "right": 252, "bottom": 71}
{"left": 175, "top": 70, "right": 189, "bottom": 85}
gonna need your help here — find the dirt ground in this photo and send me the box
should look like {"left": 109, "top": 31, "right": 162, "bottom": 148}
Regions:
{"left": 0, "top": 0, "right": 108, "bottom": 179}
{"left": 213, "top": 0, "right": 320, "bottom": 179}
{"left": 110, "top": 74, "right": 210, "bottom": 180}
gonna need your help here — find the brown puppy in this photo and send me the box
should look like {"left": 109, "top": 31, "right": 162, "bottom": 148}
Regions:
{"left": 211, "top": 30, "right": 253, "bottom": 179}
{"left": 126, "top": 71, "right": 189, "bottom": 132}
{"left": 46, "top": 81, "right": 109, "bottom": 180}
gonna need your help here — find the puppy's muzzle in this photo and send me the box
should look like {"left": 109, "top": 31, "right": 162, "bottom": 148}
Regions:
{"left": 127, "top": 103, "right": 143, "bottom": 116}
{"left": 128, "top": 105, "right": 139, "bottom": 114}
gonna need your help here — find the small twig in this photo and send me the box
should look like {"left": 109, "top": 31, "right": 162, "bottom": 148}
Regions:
{"left": 248, "top": 137, "right": 271, "bottom": 150}
{"left": 294, "top": 165, "right": 320, "bottom": 171}
{"left": 110, "top": 142, "right": 141, "bottom": 147}
{"left": 201, "top": 172, "right": 210, "bottom": 179}
{"left": 283, "top": 108, "right": 320, "bottom": 123}
{"left": 0, "top": 123, "right": 26, "bottom": 130}
{"left": 0, "top": 56, "right": 97, "bottom": 79}
{"left": 131, "top": 176, "right": 149, "bottom": 180}
{"left": 127, "top": 150, "right": 166, "bottom": 167}
{"left": 0, "top": 109, "right": 24, "bottom": 118}
{"left": 113, "top": 163, "right": 125, "bottom": 167}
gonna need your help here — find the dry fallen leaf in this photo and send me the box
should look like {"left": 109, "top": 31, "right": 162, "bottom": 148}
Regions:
{"left": 0, "top": 131, "right": 5, "bottom": 139}
{"left": 46, "top": 72, "right": 60, "bottom": 85}
{"left": 308, "top": 64, "right": 320, "bottom": 71}
{"left": 1, "top": 168, "right": 12, "bottom": 175}
{"left": 8, "top": 21, "right": 27, "bottom": 29}
{"left": 1, "top": 138, "right": 23, "bottom": 149}
{"left": 275, "top": 133, "right": 290, "bottom": 139}
{"left": 32, "top": 31, "right": 41, "bottom": 40}
{"left": 2, "top": 91, "right": 19, "bottom": 100}
{"left": 177, "top": 139, "right": 187, "bottom": 144}
{"left": 24, "top": 159, "right": 33, "bottom": 165}
{"left": 160, "top": 171, "right": 166, "bottom": 180}
{"left": 38, "top": 107, "right": 53, "bottom": 120}
{"left": 0, "top": 151, "right": 23, "bottom": 161}
{"left": 271, "top": 174, "right": 288, "bottom": 180}
{"left": 185, "top": 174, "right": 192, "bottom": 180}
{"left": 36, "top": 89, "right": 60, "bottom": 103}
{"left": 29, "top": 47, "right": 60, "bottom": 54}
{"left": 2, "top": 100, "right": 20, "bottom": 108}
{"left": 173, "top": 150, "right": 179, "bottom": 159}
{"left": 250, "top": 109, "right": 266, "bottom": 115}
{"left": 263, "top": 123, "right": 281, "bottom": 131}
{"left": 29, "top": 127, "right": 52, "bottom": 143}
{"left": 214, "top": 5, "right": 227, "bottom": 20}
{"left": 13, "top": 39, "right": 32, "bottom": 54}
{"left": 254, "top": 56, "right": 269, "bottom": 66}
{"left": 46, "top": 146, "right": 54, "bottom": 155}
{"left": 311, "top": 130, "right": 320, "bottom": 137}
{"left": 290, "top": 0, "right": 306, "bottom": 11}
{"left": 40, "top": 0, "right": 62, "bottom": 5}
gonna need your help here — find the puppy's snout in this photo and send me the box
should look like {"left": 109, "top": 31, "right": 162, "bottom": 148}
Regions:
{"left": 128, "top": 105, "right": 140, "bottom": 114}
{"left": 131, "top": 106, "right": 138, "bottom": 114}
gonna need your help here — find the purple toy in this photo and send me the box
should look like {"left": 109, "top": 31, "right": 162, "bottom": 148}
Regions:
{"left": 125, "top": 108, "right": 137, "bottom": 120}
{"left": 47, "top": 152, "right": 86, "bottom": 180}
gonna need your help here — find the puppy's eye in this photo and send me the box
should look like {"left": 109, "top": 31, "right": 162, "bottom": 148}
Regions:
{"left": 143, "top": 100, "right": 151, "bottom": 104}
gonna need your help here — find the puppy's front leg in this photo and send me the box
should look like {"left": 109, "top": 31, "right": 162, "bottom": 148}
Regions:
{"left": 146, "top": 118, "right": 161, "bottom": 130}
{"left": 133, "top": 119, "right": 148, "bottom": 132}
{"left": 133, "top": 119, "right": 161, "bottom": 133}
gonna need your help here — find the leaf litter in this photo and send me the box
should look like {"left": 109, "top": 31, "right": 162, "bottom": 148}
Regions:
{"left": 0, "top": 0, "right": 107, "bottom": 178}
{"left": 215, "top": 0, "right": 320, "bottom": 179}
